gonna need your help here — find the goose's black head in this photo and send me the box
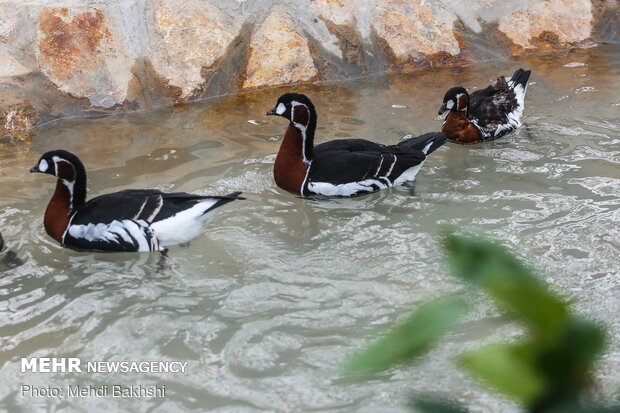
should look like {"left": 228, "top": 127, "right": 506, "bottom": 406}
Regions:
{"left": 438, "top": 87, "right": 469, "bottom": 115}
{"left": 30, "top": 150, "right": 84, "bottom": 180}
{"left": 266, "top": 93, "right": 316, "bottom": 127}
{"left": 30, "top": 150, "right": 87, "bottom": 206}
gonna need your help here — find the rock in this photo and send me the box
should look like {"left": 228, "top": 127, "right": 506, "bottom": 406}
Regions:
{"left": 243, "top": 6, "right": 318, "bottom": 89}
{"left": 373, "top": 0, "right": 461, "bottom": 65}
{"left": 126, "top": 57, "right": 182, "bottom": 109}
{"left": 0, "top": 0, "right": 612, "bottom": 135}
{"left": 498, "top": 0, "right": 593, "bottom": 51}
{"left": 36, "top": 7, "right": 133, "bottom": 108}
{"left": 313, "top": 0, "right": 370, "bottom": 73}
{"left": 591, "top": 0, "right": 620, "bottom": 43}
{"left": 0, "top": 231, "right": 3, "bottom": 251}
{"left": 313, "top": 0, "right": 356, "bottom": 26}
{"left": 148, "top": 0, "right": 241, "bottom": 97}
{"left": 0, "top": 49, "right": 31, "bottom": 77}
{"left": 0, "top": 4, "right": 16, "bottom": 42}
{"left": 0, "top": 4, "right": 33, "bottom": 77}
{"left": 0, "top": 103, "right": 37, "bottom": 143}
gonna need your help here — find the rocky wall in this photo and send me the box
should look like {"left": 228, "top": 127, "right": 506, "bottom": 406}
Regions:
{"left": 0, "top": 0, "right": 618, "bottom": 141}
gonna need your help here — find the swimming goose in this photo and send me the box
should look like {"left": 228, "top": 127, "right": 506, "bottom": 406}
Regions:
{"left": 438, "top": 68, "right": 532, "bottom": 144}
{"left": 30, "top": 150, "right": 243, "bottom": 252}
{"left": 267, "top": 93, "right": 446, "bottom": 197}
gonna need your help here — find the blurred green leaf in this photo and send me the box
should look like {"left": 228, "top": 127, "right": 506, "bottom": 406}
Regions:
{"left": 444, "top": 233, "right": 569, "bottom": 337}
{"left": 345, "top": 297, "right": 468, "bottom": 374}
{"left": 536, "top": 319, "right": 606, "bottom": 402}
{"left": 344, "top": 233, "right": 611, "bottom": 413}
{"left": 460, "top": 342, "right": 546, "bottom": 402}
{"left": 410, "top": 396, "right": 470, "bottom": 413}
{"left": 544, "top": 401, "right": 620, "bottom": 413}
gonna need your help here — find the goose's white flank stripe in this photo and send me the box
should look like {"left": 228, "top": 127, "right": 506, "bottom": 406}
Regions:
{"left": 308, "top": 179, "right": 390, "bottom": 197}
{"left": 385, "top": 155, "right": 397, "bottom": 177}
{"left": 68, "top": 219, "right": 158, "bottom": 252}
{"left": 146, "top": 196, "right": 163, "bottom": 222}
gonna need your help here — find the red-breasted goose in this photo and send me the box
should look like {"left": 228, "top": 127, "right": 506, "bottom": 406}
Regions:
{"left": 267, "top": 93, "right": 446, "bottom": 197}
{"left": 30, "top": 150, "right": 243, "bottom": 252}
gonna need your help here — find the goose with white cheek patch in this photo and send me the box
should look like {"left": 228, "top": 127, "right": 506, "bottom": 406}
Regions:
{"left": 267, "top": 93, "right": 446, "bottom": 198}
{"left": 30, "top": 150, "right": 244, "bottom": 252}
{"left": 438, "top": 68, "right": 532, "bottom": 144}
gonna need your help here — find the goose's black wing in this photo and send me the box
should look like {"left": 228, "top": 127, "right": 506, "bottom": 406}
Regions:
{"left": 72, "top": 190, "right": 241, "bottom": 225}
{"left": 304, "top": 134, "right": 444, "bottom": 197}
{"left": 313, "top": 138, "right": 388, "bottom": 155}
{"left": 63, "top": 190, "right": 242, "bottom": 252}
{"left": 469, "top": 82, "right": 506, "bottom": 113}
{"left": 469, "top": 69, "right": 531, "bottom": 141}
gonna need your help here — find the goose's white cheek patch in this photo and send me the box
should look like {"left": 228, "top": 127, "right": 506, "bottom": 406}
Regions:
{"left": 446, "top": 100, "right": 454, "bottom": 110}
{"left": 39, "top": 159, "right": 49, "bottom": 172}
{"left": 276, "top": 103, "right": 286, "bottom": 115}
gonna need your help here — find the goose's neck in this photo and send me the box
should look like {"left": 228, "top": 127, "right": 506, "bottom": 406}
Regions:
{"left": 442, "top": 110, "right": 482, "bottom": 144}
{"left": 43, "top": 170, "right": 87, "bottom": 243}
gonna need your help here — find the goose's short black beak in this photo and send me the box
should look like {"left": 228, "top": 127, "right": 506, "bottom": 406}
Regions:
{"left": 29, "top": 166, "right": 40, "bottom": 173}
{"left": 266, "top": 107, "right": 277, "bottom": 116}
{"left": 438, "top": 104, "right": 448, "bottom": 115}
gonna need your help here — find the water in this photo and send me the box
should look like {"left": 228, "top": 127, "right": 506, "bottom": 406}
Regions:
{"left": 0, "top": 45, "right": 619, "bottom": 412}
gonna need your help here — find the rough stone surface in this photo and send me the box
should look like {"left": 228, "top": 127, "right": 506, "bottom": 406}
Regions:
{"left": 498, "top": 0, "right": 593, "bottom": 50}
{"left": 36, "top": 7, "right": 133, "bottom": 108}
{"left": 0, "top": 49, "right": 31, "bottom": 77}
{"left": 591, "top": 0, "right": 620, "bottom": 43}
{"left": 0, "top": 0, "right": 616, "bottom": 142}
{"left": 243, "top": 6, "right": 318, "bottom": 89}
{"left": 313, "top": 0, "right": 356, "bottom": 26}
{"left": 149, "top": 0, "right": 241, "bottom": 97}
{"left": 373, "top": 0, "right": 461, "bottom": 63}
{"left": 0, "top": 104, "right": 36, "bottom": 143}
{"left": 0, "top": 5, "right": 16, "bottom": 42}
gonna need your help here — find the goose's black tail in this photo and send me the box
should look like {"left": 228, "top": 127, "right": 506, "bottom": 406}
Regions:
{"left": 396, "top": 132, "right": 447, "bottom": 156}
{"left": 509, "top": 68, "right": 532, "bottom": 89}
{"left": 204, "top": 191, "right": 245, "bottom": 214}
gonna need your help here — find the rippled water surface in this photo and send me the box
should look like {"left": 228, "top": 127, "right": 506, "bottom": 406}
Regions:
{"left": 1, "top": 45, "right": 619, "bottom": 412}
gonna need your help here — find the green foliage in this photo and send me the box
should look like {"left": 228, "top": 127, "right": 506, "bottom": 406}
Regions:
{"left": 410, "top": 396, "right": 469, "bottom": 413}
{"left": 345, "top": 232, "right": 615, "bottom": 413}
{"left": 460, "top": 343, "right": 545, "bottom": 401}
{"left": 444, "top": 234, "right": 606, "bottom": 409}
{"left": 444, "top": 234, "right": 569, "bottom": 338}
{"left": 345, "top": 297, "right": 468, "bottom": 375}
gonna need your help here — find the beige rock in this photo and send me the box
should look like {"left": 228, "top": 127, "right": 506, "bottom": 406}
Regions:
{"left": 35, "top": 7, "right": 133, "bottom": 108}
{"left": 0, "top": 49, "right": 31, "bottom": 77}
{"left": 498, "top": 0, "right": 593, "bottom": 49}
{"left": 0, "top": 5, "right": 16, "bottom": 41}
{"left": 243, "top": 6, "right": 318, "bottom": 89}
{"left": 373, "top": 0, "right": 460, "bottom": 60}
{"left": 149, "top": 0, "right": 241, "bottom": 97}
{"left": 313, "top": 0, "right": 355, "bottom": 26}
